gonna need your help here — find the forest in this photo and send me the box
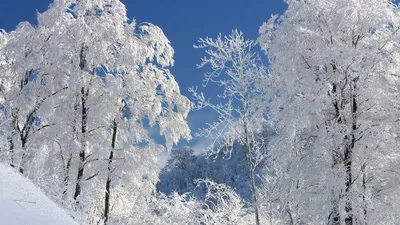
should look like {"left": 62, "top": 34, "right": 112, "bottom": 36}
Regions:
{"left": 1, "top": 0, "right": 400, "bottom": 224}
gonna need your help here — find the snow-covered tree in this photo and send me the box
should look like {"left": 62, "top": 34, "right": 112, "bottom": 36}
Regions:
{"left": 151, "top": 179, "right": 248, "bottom": 225}
{"left": 0, "top": 0, "right": 191, "bottom": 223}
{"left": 0, "top": 21, "right": 68, "bottom": 174}
{"left": 259, "top": 0, "right": 400, "bottom": 224}
{"left": 190, "top": 30, "right": 271, "bottom": 225}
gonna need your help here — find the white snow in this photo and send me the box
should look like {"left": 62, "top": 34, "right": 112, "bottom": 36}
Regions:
{"left": 0, "top": 163, "right": 78, "bottom": 225}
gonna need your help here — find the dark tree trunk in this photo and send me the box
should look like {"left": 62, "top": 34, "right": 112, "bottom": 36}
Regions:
{"left": 344, "top": 136, "right": 353, "bottom": 225}
{"left": 63, "top": 154, "right": 73, "bottom": 196}
{"left": 287, "top": 208, "right": 294, "bottom": 225}
{"left": 9, "top": 136, "right": 15, "bottom": 169}
{"left": 73, "top": 87, "right": 89, "bottom": 201}
{"left": 330, "top": 154, "right": 341, "bottom": 225}
{"left": 362, "top": 163, "right": 367, "bottom": 225}
{"left": 328, "top": 189, "right": 341, "bottom": 225}
{"left": 18, "top": 134, "right": 28, "bottom": 174}
{"left": 15, "top": 70, "right": 33, "bottom": 174}
{"left": 344, "top": 82, "right": 358, "bottom": 225}
{"left": 104, "top": 120, "right": 117, "bottom": 224}
{"left": 327, "top": 82, "right": 341, "bottom": 225}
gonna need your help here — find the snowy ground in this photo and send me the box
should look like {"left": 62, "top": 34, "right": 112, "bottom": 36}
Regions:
{"left": 0, "top": 163, "right": 78, "bottom": 225}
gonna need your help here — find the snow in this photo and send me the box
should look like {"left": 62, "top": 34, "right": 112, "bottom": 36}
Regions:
{"left": 0, "top": 163, "right": 78, "bottom": 225}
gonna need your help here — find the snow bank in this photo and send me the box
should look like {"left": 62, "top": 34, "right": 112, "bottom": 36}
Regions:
{"left": 0, "top": 163, "right": 78, "bottom": 225}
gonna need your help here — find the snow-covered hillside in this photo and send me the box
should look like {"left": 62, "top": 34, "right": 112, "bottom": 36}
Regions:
{"left": 0, "top": 163, "right": 78, "bottom": 225}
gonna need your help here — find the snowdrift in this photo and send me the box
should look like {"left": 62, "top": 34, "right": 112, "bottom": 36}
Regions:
{"left": 0, "top": 163, "right": 78, "bottom": 225}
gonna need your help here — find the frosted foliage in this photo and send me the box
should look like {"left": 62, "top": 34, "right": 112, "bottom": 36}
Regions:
{"left": 196, "top": 179, "right": 247, "bottom": 225}
{"left": 0, "top": 0, "right": 190, "bottom": 223}
{"left": 144, "top": 179, "right": 247, "bottom": 225}
{"left": 81, "top": 178, "right": 248, "bottom": 225}
{"left": 139, "top": 24, "right": 175, "bottom": 67}
{"left": 191, "top": 30, "right": 271, "bottom": 225}
{"left": 191, "top": 30, "right": 270, "bottom": 158}
{"left": 259, "top": 0, "right": 400, "bottom": 224}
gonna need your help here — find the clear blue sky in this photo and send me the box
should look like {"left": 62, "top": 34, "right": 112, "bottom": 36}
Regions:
{"left": 0, "top": 0, "right": 287, "bottom": 149}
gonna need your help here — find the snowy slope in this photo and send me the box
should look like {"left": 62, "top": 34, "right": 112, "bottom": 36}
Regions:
{"left": 0, "top": 163, "right": 78, "bottom": 225}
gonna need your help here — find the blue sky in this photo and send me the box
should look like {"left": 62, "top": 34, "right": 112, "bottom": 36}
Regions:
{"left": 0, "top": 0, "right": 287, "bottom": 151}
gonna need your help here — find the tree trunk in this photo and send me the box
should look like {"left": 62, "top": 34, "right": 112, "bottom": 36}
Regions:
{"left": 73, "top": 87, "right": 89, "bottom": 201}
{"left": 329, "top": 148, "right": 341, "bottom": 225}
{"left": 287, "top": 208, "right": 294, "bottom": 225}
{"left": 73, "top": 44, "right": 89, "bottom": 201}
{"left": 63, "top": 154, "right": 72, "bottom": 197}
{"left": 344, "top": 137, "right": 354, "bottom": 225}
{"left": 16, "top": 70, "right": 33, "bottom": 174}
{"left": 344, "top": 81, "right": 357, "bottom": 225}
{"left": 329, "top": 153, "right": 341, "bottom": 225}
{"left": 327, "top": 82, "right": 341, "bottom": 225}
{"left": 243, "top": 118, "right": 260, "bottom": 225}
{"left": 18, "top": 135, "right": 27, "bottom": 174}
{"left": 328, "top": 191, "right": 340, "bottom": 225}
{"left": 104, "top": 120, "right": 117, "bottom": 224}
{"left": 249, "top": 167, "right": 260, "bottom": 225}
{"left": 344, "top": 135, "right": 354, "bottom": 225}
{"left": 362, "top": 163, "right": 367, "bottom": 225}
{"left": 9, "top": 136, "right": 15, "bottom": 169}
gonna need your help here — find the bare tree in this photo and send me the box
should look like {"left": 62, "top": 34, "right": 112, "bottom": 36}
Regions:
{"left": 190, "top": 30, "right": 271, "bottom": 225}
